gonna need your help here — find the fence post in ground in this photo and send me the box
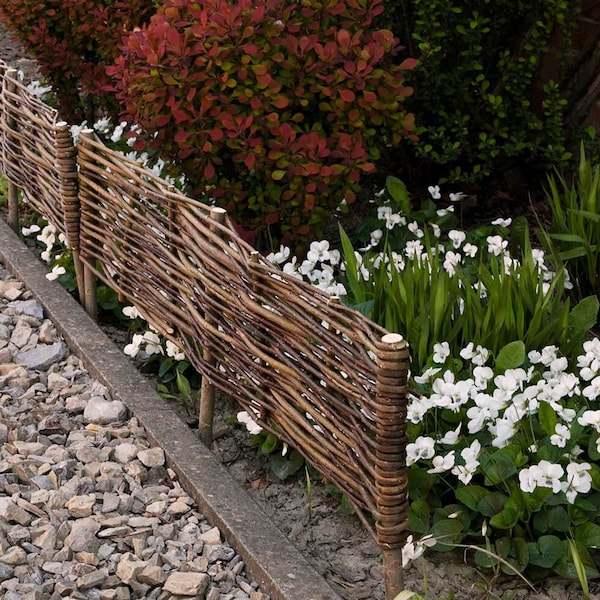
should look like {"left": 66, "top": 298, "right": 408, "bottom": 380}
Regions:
{"left": 198, "top": 206, "right": 227, "bottom": 446}
{"left": 374, "top": 332, "right": 410, "bottom": 600}
{"left": 77, "top": 129, "right": 98, "bottom": 320}
{"left": 4, "top": 69, "right": 19, "bottom": 233}
{"left": 55, "top": 120, "right": 85, "bottom": 305}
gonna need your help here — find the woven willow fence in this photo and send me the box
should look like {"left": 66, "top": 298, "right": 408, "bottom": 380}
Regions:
{"left": 0, "top": 61, "right": 410, "bottom": 599}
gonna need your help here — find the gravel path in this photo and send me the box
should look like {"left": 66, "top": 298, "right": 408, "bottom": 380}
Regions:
{"left": 0, "top": 262, "right": 269, "bottom": 600}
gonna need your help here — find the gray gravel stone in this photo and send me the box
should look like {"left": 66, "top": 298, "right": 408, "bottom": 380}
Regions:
{"left": 0, "top": 264, "right": 270, "bottom": 600}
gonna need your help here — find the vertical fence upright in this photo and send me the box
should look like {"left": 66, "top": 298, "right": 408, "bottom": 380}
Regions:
{"left": 374, "top": 332, "right": 410, "bottom": 599}
{"left": 3, "top": 69, "right": 19, "bottom": 233}
{"left": 198, "top": 206, "right": 227, "bottom": 446}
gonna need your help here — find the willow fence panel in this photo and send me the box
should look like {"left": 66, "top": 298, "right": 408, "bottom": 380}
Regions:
{"left": 0, "top": 66, "right": 411, "bottom": 598}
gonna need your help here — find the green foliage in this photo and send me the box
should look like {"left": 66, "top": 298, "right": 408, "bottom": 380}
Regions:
{"left": 108, "top": 0, "right": 416, "bottom": 249}
{"left": 0, "top": 0, "right": 155, "bottom": 122}
{"left": 540, "top": 143, "right": 600, "bottom": 301}
{"left": 338, "top": 187, "right": 594, "bottom": 371}
{"left": 382, "top": 0, "right": 575, "bottom": 185}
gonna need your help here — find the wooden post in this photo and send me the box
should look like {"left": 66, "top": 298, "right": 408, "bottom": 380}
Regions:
{"left": 198, "top": 206, "right": 227, "bottom": 446}
{"left": 374, "top": 332, "right": 410, "bottom": 600}
{"left": 55, "top": 120, "right": 85, "bottom": 305}
{"left": 77, "top": 129, "right": 99, "bottom": 319}
{"left": 4, "top": 70, "right": 19, "bottom": 233}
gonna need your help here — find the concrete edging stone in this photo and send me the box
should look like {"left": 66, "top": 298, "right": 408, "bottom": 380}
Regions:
{"left": 0, "top": 218, "right": 342, "bottom": 600}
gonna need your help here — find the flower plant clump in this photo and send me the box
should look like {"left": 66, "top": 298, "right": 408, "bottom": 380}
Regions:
{"left": 108, "top": 0, "right": 417, "bottom": 249}
{"left": 271, "top": 179, "right": 598, "bottom": 371}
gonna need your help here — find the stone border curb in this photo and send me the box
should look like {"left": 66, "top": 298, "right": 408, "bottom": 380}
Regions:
{"left": 0, "top": 218, "right": 342, "bottom": 600}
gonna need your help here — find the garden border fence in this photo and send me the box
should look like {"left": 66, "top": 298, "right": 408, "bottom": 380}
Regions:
{"left": 0, "top": 62, "right": 410, "bottom": 599}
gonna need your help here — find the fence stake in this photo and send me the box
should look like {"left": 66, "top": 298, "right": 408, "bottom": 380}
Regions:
{"left": 198, "top": 206, "right": 227, "bottom": 446}
{"left": 55, "top": 120, "right": 85, "bottom": 305}
{"left": 4, "top": 70, "right": 19, "bottom": 233}
{"left": 374, "top": 332, "right": 410, "bottom": 600}
{"left": 77, "top": 129, "right": 99, "bottom": 319}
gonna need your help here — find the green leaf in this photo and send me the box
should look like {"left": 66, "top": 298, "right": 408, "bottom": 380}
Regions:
{"left": 569, "top": 295, "right": 599, "bottom": 333}
{"left": 261, "top": 433, "right": 279, "bottom": 454}
{"left": 574, "top": 522, "right": 600, "bottom": 548}
{"left": 477, "top": 491, "right": 508, "bottom": 517}
{"left": 455, "top": 486, "right": 488, "bottom": 511}
{"left": 527, "top": 535, "right": 564, "bottom": 568}
{"left": 495, "top": 340, "right": 525, "bottom": 371}
{"left": 490, "top": 503, "right": 519, "bottom": 529}
{"left": 408, "top": 499, "right": 431, "bottom": 533}
{"left": 386, "top": 176, "right": 411, "bottom": 215}
{"left": 430, "top": 519, "right": 463, "bottom": 551}
{"left": 270, "top": 450, "right": 304, "bottom": 480}
{"left": 538, "top": 402, "right": 558, "bottom": 437}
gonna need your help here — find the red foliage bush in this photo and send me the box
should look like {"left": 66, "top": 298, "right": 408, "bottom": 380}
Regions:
{"left": 0, "top": 0, "right": 155, "bottom": 122}
{"left": 109, "top": 0, "right": 416, "bottom": 248}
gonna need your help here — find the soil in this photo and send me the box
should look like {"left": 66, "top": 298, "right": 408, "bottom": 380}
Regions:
{"left": 0, "top": 20, "right": 598, "bottom": 600}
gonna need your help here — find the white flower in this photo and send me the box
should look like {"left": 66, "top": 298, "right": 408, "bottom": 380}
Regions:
{"left": 122, "top": 305, "right": 141, "bottom": 320}
{"left": 578, "top": 410, "right": 600, "bottom": 432}
{"left": 408, "top": 221, "right": 424, "bottom": 238}
{"left": 486, "top": 235, "right": 508, "bottom": 256}
{"left": 462, "top": 243, "right": 478, "bottom": 258}
{"left": 449, "top": 192, "right": 466, "bottom": 202}
{"left": 583, "top": 376, "right": 600, "bottom": 401}
{"left": 430, "top": 223, "right": 441, "bottom": 238}
{"left": 21, "top": 224, "right": 41, "bottom": 236}
{"left": 519, "top": 460, "right": 564, "bottom": 495}
{"left": 443, "top": 251, "right": 462, "bottom": 276}
{"left": 427, "top": 451, "right": 456, "bottom": 474}
{"left": 448, "top": 230, "right": 466, "bottom": 249}
{"left": 307, "top": 241, "right": 332, "bottom": 264}
{"left": 413, "top": 367, "right": 441, "bottom": 385}
{"left": 405, "top": 240, "right": 424, "bottom": 260}
{"left": 166, "top": 340, "right": 186, "bottom": 361}
{"left": 267, "top": 245, "right": 291, "bottom": 265}
{"left": 439, "top": 424, "right": 462, "bottom": 445}
{"left": 45, "top": 265, "right": 66, "bottom": 281}
{"left": 432, "top": 342, "right": 451, "bottom": 364}
{"left": 561, "top": 462, "right": 592, "bottom": 503}
{"left": 428, "top": 185, "right": 441, "bottom": 200}
{"left": 491, "top": 217, "right": 512, "bottom": 227}
{"left": 142, "top": 331, "right": 163, "bottom": 355}
{"left": 550, "top": 423, "right": 571, "bottom": 448}
{"left": 124, "top": 333, "right": 144, "bottom": 358}
{"left": 406, "top": 436, "right": 436, "bottom": 466}
{"left": 237, "top": 411, "right": 263, "bottom": 435}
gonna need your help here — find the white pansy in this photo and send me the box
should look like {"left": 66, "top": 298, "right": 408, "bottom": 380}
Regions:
{"left": 550, "top": 423, "right": 571, "bottom": 448}
{"left": 427, "top": 451, "right": 456, "bottom": 474}
{"left": 237, "top": 411, "right": 263, "bottom": 435}
{"left": 406, "top": 436, "right": 436, "bottom": 466}
{"left": 448, "top": 230, "right": 466, "bottom": 249}
{"left": 491, "top": 217, "right": 512, "bottom": 227}
{"left": 165, "top": 340, "right": 186, "bottom": 361}
{"left": 267, "top": 245, "right": 291, "bottom": 265}
{"left": 122, "top": 305, "right": 141, "bottom": 319}
{"left": 427, "top": 185, "right": 441, "bottom": 200}
{"left": 486, "top": 235, "right": 508, "bottom": 256}
{"left": 462, "top": 243, "right": 478, "bottom": 258}
{"left": 45, "top": 265, "right": 66, "bottom": 281}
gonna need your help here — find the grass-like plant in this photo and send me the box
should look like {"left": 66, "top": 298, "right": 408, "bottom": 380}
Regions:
{"left": 541, "top": 142, "right": 600, "bottom": 302}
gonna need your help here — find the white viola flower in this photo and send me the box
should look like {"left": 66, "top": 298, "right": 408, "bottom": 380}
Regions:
{"left": 369, "top": 229, "right": 383, "bottom": 247}
{"left": 491, "top": 217, "right": 512, "bottom": 227}
{"left": 282, "top": 258, "right": 302, "bottom": 280}
{"left": 142, "top": 331, "right": 164, "bottom": 355}
{"left": 473, "top": 366, "right": 494, "bottom": 389}
{"left": 93, "top": 116, "right": 112, "bottom": 133}
{"left": 325, "top": 282, "right": 347, "bottom": 296}
{"left": 165, "top": 340, "right": 186, "bottom": 361}
{"left": 110, "top": 121, "right": 128, "bottom": 143}
{"left": 540, "top": 346, "right": 559, "bottom": 366}
{"left": 436, "top": 205, "right": 455, "bottom": 217}
{"left": 413, "top": 366, "right": 442, "bottom": 385}
{"left": 460, "top": 343, "right": 490, "bottom": 366}
{"left": 561, "top": 462, "right": 592, "bottom": 504}
{"left": 583, "top": 376, "right": 600, "bottom": 401}
{"left": 528, "top": 350, "right": 543, "bottom": 364}
{"left": 21, "top": 224, "right": 41, "bottom": 236}
{"left": 307, "top": 240, "right": 332, "bottom": 263}
{"left": 408, "top": 221, "right": 424, "bottom": 238}
{"left": 428, "top": 185, "right": 441, "bottom": 200}
{"left": 448, "top": 230, "right": 466, "bottom": 249}
{"left": 439, "top": 423, "right": 462, "bottom": 445}
{"left": 443, "top": 251, "right": 462, "bottom": 276}
{"left": 427, "top": 451, "right": 456, "bottom": 474}
{"left": 531, "top": 248, "right": 546, "bottom": 270}
{"left": 45, "top": 265, "right": 66, "bottom": 281}
{"left": 267, "top": 245, "right": 291, "bottom": 265}
{"left": 449, "top": 192, "right": 466, "bottom": 202}
{"left": 401, "top": 535, "right": 424, "bottom": 567}
{"left": 407, "top": 395, "right": 432, "bottom": 424}
{"left": 406, "top": 436, "right": 436, "bottom": 466}
{"left": 237, "top": 410, "right": 263, "bottom": 435}
{"left": 462, "top": 243, "right": 478, "bottom": 258}
{"left": 404, "top": 240, "right": 424, "bottom": 260}
{"left": 122, "top": 305, "right": 141, "bottom": 320}
{"left": 451, "top": 440, "right": 481, "bottom": 485}
{"left": 486, "top": 235, "right": 508, "bottom": 256}
{"left": 40, "top": 250, "right": 52, "bottom": 263}
{"left": 550, "top": 423, "right": 571, "bottom": 448}
{"left": 124, "top": 333, "right": 144, "bottom": 358}
{"left": 430, "top": 223, "right": 441, "bottom": 238}
{"left": 489, "top": 418, "right": 516, "bottom": 448}
{"left": 578, "top": 410, "right": 600, "bottom": 432}
{"left": 549, "top": 357, "right": 568, "bottom": 374}
{"left": 432, "top": 342, "right": 451, "bottom": 364}
{"left": 535, "top": 460, "right": 564, "bottom": 494}
{"left": 519, "top": 466, "right": 539, "bottom": 493}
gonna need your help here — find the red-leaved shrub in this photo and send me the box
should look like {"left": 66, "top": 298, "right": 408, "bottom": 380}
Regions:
{"left": 109, "top": 0, "right": 416, "bottom": 248}
{"left": 0, "top": 0, "right": 155, "bottom": 122}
